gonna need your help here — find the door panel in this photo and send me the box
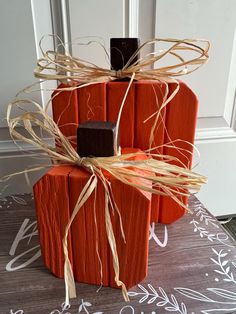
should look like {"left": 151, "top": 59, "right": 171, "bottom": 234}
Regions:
{"left": 69, "top": 0, "right": 126, "bottom": 67}
{"left": 155, "top": 0, "right": 236, "bottom": 119}
{"left": 155, "top": 0, "right": 236, "bottom": 216}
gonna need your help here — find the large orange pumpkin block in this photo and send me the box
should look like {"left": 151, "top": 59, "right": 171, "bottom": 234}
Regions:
{"left": 51, "top": 80, "right": 198, "bottom": 224}
{"left": 33, "top": 148, "right": 152, "bottom": 289}
{"left": 52, "top": 83, "right": 79, "bottom": 148}
{"left": 159, "top": 81, "right": 198, "bottom": 224}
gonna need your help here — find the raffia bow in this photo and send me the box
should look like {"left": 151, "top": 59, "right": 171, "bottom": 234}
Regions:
{"left": 34, "top": 37, "right": 209, "bottom": 83}
{"left": 5, "top": 37, "right": 210, "bottom": 307}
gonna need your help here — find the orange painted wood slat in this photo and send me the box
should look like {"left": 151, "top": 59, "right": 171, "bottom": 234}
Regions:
{"left": 107, "top": 82, "right": 135, "bottom": 147}
{"left": 134, "top": 81, "right": 167, "bottom": 223}
{"left": 33, "top": 166, "right": 74, "bottom": 278}
{"left": 77, "top": 83, "right": 107, "bottom": 123}
{"left": 52, "top": 83, "right": 79, "bottom": 148}
{"left": 68, "top": 166, "right": 109, "bottom": 286}
{"left": 159, "top": 81, "right": 198, "bottom": 224}
{"left": 108, "top": 147, "right": 152, "bottom": 288}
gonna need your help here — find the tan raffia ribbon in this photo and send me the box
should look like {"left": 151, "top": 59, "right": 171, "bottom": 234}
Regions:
{"left": 34, "top": 36, "right": 209, "bottom": 83}
{"left": 5, "top": 37, "right": 210, "bottom": 307}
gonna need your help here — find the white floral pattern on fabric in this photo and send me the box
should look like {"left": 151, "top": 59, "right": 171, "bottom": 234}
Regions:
{"left": 3, "top": 194, "right": 236, "bottom": 314}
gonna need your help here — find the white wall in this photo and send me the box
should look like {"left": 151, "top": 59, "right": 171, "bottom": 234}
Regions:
{"left": 0, "top": 0, "right": 39, "bottom": 127}
{"left": 0, "top": 0, "right": 54, "bottom": 197}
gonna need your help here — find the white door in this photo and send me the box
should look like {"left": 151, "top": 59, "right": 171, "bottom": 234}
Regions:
{"left": 155, "top": 0, "right": 236, "bottom": 217}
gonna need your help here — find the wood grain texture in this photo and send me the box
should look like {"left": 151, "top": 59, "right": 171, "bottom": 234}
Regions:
{"left": 68, "top": 166, "right": 109, "bottom": 286}
{"left": 52, "top": 83, "right": 79, "bottom": 148}
{"left": 77, "top": 83, "right": 107, "bottom": 122}
{"left": 134, "top": 81, "right": 167, "bottom": 223}
{"left": 77, "top": 121, "right": 118, "bottom": 157}
{"left": 107, "top": 81, "right": 135, "bottom": 147}
{"left": 159, "top": 81, "right": 198, "bottom": 224}
{"left": 109, "top": 148, "right": 152, "bottom": 288}
{"left": 33, "top": 166, "right": 74, "bottom": 278}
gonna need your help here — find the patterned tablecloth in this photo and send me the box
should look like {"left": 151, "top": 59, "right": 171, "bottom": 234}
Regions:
{"left": 0, "top": 194, "right": 236, "bottom": 314}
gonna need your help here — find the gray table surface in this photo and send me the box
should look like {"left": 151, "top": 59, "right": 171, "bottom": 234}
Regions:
{"left": 0, "top": 194, "right": 236, "bottom": 314}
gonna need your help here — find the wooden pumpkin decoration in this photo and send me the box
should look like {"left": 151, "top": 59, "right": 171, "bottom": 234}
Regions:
{"left": 33, "top": 147, "right": 152, "bottom": 289}
{"left": 51, "top": 38, "right": 198, "bottom": 224}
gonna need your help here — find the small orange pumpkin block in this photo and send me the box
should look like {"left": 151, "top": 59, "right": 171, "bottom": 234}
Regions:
{"left": 159, "top": 81, "right": 198, "bottom": 224}
{"left": 33, "top": 148, "right": 152, "bottom": 289}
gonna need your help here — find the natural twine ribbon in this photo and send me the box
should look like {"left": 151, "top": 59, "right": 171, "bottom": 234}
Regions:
{"left": 6, "top": 37, "right": 209, "bottom": 306}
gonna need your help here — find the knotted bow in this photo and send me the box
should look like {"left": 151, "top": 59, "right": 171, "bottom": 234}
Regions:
{"left": 35, "top": 37, "right": 209, "bottom": 83}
